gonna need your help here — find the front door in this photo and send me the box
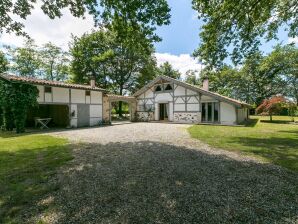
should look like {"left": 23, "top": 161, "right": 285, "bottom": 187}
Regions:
{"left": 159, "top": 103, "right": 168, "bottom": 120}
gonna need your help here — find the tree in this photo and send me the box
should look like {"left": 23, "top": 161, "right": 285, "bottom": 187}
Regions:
{"left": 70, "top": 27, "right": 155, "bottom": 115}
{"left": 39, "top": 42, "right": 70, "bottom": 81}
{"left": 157, "top": 62, "right": 181, "bottom": 80}
{"left": 192, "top": 0, "right": 298, "bottom": 67}
{"left": 256, "top": 96, "right": 286, "bottom": 122}
{"left": 1, "top": 0, "right": 170, "bottom": 41}
{"left": 203, "top": 50, "right": 286, "bottom": 106}
{"left": 7, "top": 39, "right": 41, "bottom": 77}
{"left": 132, "top": 55, "right": 159, "bottom": 92}
{"left": 263, "top": 44, "right": 298, "bottom": 106}
{"left": 185, "top": 70, "right": 200, "bottom": 85}
{"left": 0, "top": 50, "right": 9, "bottom": 73}
{"left": 70, "top": 30, "right": 114, "bottom": 89}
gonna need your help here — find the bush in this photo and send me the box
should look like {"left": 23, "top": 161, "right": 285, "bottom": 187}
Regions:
{"left": 0, "top": 79, "right": 38, "bottom": 133}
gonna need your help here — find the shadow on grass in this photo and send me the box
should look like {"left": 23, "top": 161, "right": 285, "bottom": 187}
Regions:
{"left": 227, "top": 136, "right": 298, "bottom": 171}
{"left": 9, "top": 141, "right": 298, "bottom": 224}
{"left": 260, "top": 120, "right": 291, "bottom": 124}
{"left": 0, "top": 144, "right": 72, "bottom": 223}
{"left": 244, "top": 119, "right": 258, "bottom": 127}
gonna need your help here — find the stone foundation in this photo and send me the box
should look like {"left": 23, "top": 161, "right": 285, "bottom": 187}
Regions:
{"left": 136, "top": 111, "right": 154, "bottom": 121}
{"left": 174, "top": 112, "right": 201, "bottom": 123}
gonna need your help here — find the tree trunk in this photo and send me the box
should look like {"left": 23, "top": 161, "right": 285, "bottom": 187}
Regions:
{"left": 118, "top": 87, "right": 123, "bottom": 117}
{"left": 270, "top": 113, "right": 272, "bottom": 122}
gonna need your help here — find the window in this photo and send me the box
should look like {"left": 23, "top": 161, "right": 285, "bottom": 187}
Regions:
{"left": 86, "top": 90, "right": 90, "bottom": 96}
{"left": 201, "top": 102, "right": 220, "bottom": 123}
{"left": 155, "top": 85, "right": 162, "bottom": 92}
{"left": 164, "top": 84, "right": 173, "bottom": 91}
{"left": 44, "top": 86, "right": 52, "bottom": 93}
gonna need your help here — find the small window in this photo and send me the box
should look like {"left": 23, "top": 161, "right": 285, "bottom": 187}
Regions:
{"left": 165, "top": 84, "right": 173, "bottom": 91}
{"left": 44, "top": 86, "right": 52, "bottom": 93}
{"left": 86, "top": 90, "right": 90, "bottom": 96}
{"left": 155, "top": 85, "right": 162, "bottom": 92}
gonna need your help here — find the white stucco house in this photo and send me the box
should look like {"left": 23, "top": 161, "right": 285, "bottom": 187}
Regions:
{"left": 134, "top": 75, "right": 251, "bottom": 125}
{"left": 0, "top": 73, "right": 251, "bottom": 127}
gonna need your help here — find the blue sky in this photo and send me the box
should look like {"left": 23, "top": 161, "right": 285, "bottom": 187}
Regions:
{"left": 0, "top": 0, "right": 297, "bottom": 76}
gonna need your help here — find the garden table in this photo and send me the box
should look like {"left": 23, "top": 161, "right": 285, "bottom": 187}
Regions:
{"left": 36, "top": 118, "right": 52, "bottom": 129}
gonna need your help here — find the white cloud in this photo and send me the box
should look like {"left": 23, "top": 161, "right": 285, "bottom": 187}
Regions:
{"left": 288, "top": 37, "right": 298, "bottom": 44}
{"left": 154, "top": 53, "right": 203, "bottom": 77}
{"left": 0, "top": 5, "right": 94, "bottom": 50}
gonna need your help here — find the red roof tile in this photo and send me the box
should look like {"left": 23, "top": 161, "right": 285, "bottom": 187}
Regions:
{"left": 0, "top": 73, "right": 107, "bottom": 92}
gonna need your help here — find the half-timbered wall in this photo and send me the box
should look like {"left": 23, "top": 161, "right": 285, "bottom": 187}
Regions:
{"left": 36, "top": 85, "right": 103, "bottom": 127}
{"left": 136, "top": 82, "right": 201, "bottom": 123}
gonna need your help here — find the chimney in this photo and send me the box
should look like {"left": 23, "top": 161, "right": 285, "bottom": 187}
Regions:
{"left": 90, "top": 78, "right": 96, "bottom": 88}
{"left": 202, "top": 78, "right": 209, "bottom": 91}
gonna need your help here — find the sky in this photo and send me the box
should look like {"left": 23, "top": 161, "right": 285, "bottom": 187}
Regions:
{"left": 0, "top": 0, "right": 297, "bottom": 77}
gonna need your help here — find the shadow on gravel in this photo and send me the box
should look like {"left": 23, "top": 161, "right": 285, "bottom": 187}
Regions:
{"left": 25, "top": 141, "right": 298, "bottom": 223}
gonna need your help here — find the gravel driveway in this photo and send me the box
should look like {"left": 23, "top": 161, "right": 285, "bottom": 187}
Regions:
{"left": 27, "top": 123, "right": 298, "bottom": 223}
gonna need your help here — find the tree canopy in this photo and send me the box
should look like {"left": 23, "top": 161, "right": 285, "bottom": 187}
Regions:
{"left": 192, "top": 0, "right": 298, "bottom": 67}
{"left": 39, "top": 42, "right": 70, "bottom": 81}
{"left": 157, "top": 62, "right": 181, "bottom": 80}
{"left": 1, "top": 0, "right": 170, "bottom": 41}
{"left": 201, "top": 45, "right": 298, "bottom": 106}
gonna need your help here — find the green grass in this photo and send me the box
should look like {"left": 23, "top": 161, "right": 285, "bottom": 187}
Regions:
{"left": 0, "top": 132, "right": 72, "bottom": 223}
{"left": 188, "top": 116, "right": 298, "bottom": 171}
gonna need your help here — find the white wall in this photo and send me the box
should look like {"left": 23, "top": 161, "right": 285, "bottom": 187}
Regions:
{"left": 144, "top": 88, "right": 154, "bottom": 98}
{"left": 220, "top": 102, "right": 236, "bottom": 125}
{"left": 70, "top": 104, "right": 78, "bottom": 128}
{"left": 174, "top": 104, "right": 185, "bottom": 111}
{"left": 155, "top": 92, "right": 172, "bottom": 102}
{"left": 187, "top": 104, "right": 200, "bottom": 112}
{"left": 174, "top": 85, "right": 185, "bottom": 96}
{"left": 91, "top": 91, "right": 102, "bottom": 104}
{"left": 71, "top": 89, "right": 85, "bottom": 103}
{"left": 52, "top": 87, "right": 69, "bottom": 103}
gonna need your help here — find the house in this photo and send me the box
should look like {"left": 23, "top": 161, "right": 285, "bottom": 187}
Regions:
{"left": 133, "top": 75, "right": 251, "bottom": 125}
{"left": 0, "top": 74, "right": 106, "bottom": 128}
{"left": 0, "top": 73, "right": 251, "bottom": 127}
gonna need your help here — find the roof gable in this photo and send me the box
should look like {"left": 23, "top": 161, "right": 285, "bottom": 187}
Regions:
{"left": 133, "top": 75, "right": 251, "bottom": 108}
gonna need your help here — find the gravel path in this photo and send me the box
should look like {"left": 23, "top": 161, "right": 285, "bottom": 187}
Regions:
{"left": 26, "top": 123, "right": 298, "bottom": 223}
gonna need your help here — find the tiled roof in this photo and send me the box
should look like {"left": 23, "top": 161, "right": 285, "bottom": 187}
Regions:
{"left": 0, "top": 73, "right": 107, "bottom": 92}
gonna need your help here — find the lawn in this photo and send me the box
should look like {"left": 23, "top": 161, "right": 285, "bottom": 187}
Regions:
{"left": 188, "top": 116, "right": 298, "bottom": 171}
{"left": 0, "top": 132, "right": 72, "bottom": 223}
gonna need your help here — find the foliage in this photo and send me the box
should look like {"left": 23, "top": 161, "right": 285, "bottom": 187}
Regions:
{"left": 39, "top": 42, "right": 70, "bottom": 81}
{"left": 0, "top": 133, "right": 71, "bottom": 223}
{"left": 256, "top": 96, "right": 286, "bottom": 121}
{"left": 0, "top": 50, "right": 9, "bottom": 73}
{"left": 0, "top": 79, "right": 38, "bottom": 133}
{"left": 185, "top": 69, "right": 200, "bottom": 85}
{"left": 192, "top": 0, "right": 298, "bottom": 67}
{"left": 157, "top": 62, "right": 181, "bottom": 80}
{"left": 7, "top": 39, "right": 41, "bottom": 77}
{"left": 70, "top": 27, "right": 156, "bottom": 115}
{"left": 0, "top": 0, "right": 170, "bottom": 41}
{"left": 188, "top": 115, "right": 298, "bottom": 171}
{"left": 202, "top": 46, "right": 297, "bottom": 106}
{"left": 262, "top": 44, "right": 298, "bottom": 105}
{"left": 132, "top": 56, "right": 159, "bottom": 92}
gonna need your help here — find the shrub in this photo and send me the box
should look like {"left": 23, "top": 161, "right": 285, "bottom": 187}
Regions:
{"left": 0, "top": 79, "right": 38, "bottom": 133}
